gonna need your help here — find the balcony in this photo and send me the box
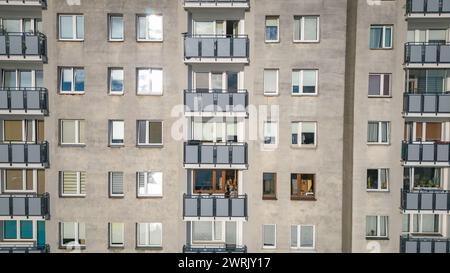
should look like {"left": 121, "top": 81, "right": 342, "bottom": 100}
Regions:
{"left": 184, "top": 142, "right": 248, "bottom": 169}
{"left": 402, "top": 142, "right": 450, "bottom": 166}
{"left": 401, "top": 189, "right": 450, "bottom": 212}
{"left": 400, "top": 235, "right": 450, "bottom": 253}
{"left": 405, "top": 43, "right": 450, "bottom": 67}
{"left": 183, "top": 244, "right": 247, "bottom": 253}
{"left": 0, "top": 142, "right": 49, "bottom": 168}
{"left": 0, "top": 32, "right": 47, "bottom": 62}
{"left": 406, "top": 0, "right": 450, "bottom": 17}
{"left": 0, "top": 88, "right": 48, "bottom": 115}
{"left": 0, "top": 244, "right": 50, "bottom": 253}
{"left": 184, "top": 35, "right": 249, "bottom": 63}
{"left": 184, "top": 90, "right": 248, "bottom": 117}
{"left": 183, "top": 0, "right": 249, "bottom": 9}
{"left": 183, "top": 194, "right": 248, "bottom": 220}
{"left": 0, "top": 193, "right": 50, "bottom": 219}
{"left": 403, "top": 93, "right": 450, "bottom": 117}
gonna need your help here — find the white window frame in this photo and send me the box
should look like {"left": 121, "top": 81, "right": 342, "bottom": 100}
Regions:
{"left": 136, "top": 68, "right": 163, "bottom": 95}
{"left": 262, "top": 224, "right": 277, "bottom": 249}
{"left": 2, "top": 220, "right": 37, "bottom": 242}
{"left": 59, "top": 67, "right": 85, "bottom": 94}
{"left": 265, "top": 16, "right": 280, "bottom": 43}
{"left": 60, "top": 171, "right": 86, "bottom": 197}
{"left": 407, "top": 167, "right": 443, "bottom": 190}
{"left": 291, "top": 69, "right": 319, "bottom": 95}
{"left": 190, "top": 221, "right": 226, "bottom": 244}
{"left": 367, "top": 121, "right": 390, "bottom": 145}
{"left": 291, "top": 225, "right": 316, "bottom": 250}
{"left": 1, "top": 69, "right": 42, "bottom": 88}
{"left": 263, "top": 121, "right": 278, "bottom": 146}
{"left": 366, "top": 168, "right": 390, "bottom": 192}
{"left": 366, "top": 216, "right": 389, "bottom": 239}
{"left": 408, "top": 122, "right": 443, "bottom": 144}
{"left": 136, "top": 14, "right": 163, "bottom": 42}
{"left": 137, "top": 120, "right": 164, "bottom": 146}
{"left": 263, "top": 69, "right": 279, "bottom": 96}
{"left": 293, "top": 16, "right": 320, "bottom": 43}
{"left": 410, "top": 214, "right": 441, "bottom": 235}
{"left": 370, "top": 25, "right": 393, "bottom": 49}
{"left": 60, "top": 222, "right": 86, "bottom": 247}
{"left": 109, "top": 223, "right": 125, "bottom": 248}
{"left": 58, "top": 14, "right": 84, "bottom": 41}
{"left": 109, "top": 171, "right": 124, "bottom": 198}
{"left": 368, "top": 73, "right": 391, "bottom": 97}
{"left": 136, "top": 223, "right": 163, "bottom": 248}
{"left": 60, "top": 119, "right": 85, "bottom": 145}
{"left": 137, "top": 171, "right": 163, "bottom": 198}
{"left": 108, "top": 14, "right": 124, "bottom": 41}
{"left": 109, "top": 120, "right": 125, "bottom": 146}
{"left": 109, "top": 68, "right": 124, "bottom": 95}
{"left": 291, "top": 121, "right": 317, "bottom": 147}
{"left": 2, "top": 169, "right": 38, "bottom": 193}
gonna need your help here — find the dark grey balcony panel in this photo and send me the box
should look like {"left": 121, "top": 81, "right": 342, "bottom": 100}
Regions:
{"left": 11, "top": 91, "right": 25, "bottom": 109}
{"left": 421, "top": 193, "right": 434, "bottom": 210}
{"left": 184, "top": 198, "right": 198, "bottom": 217}
{"left": 409, "top": 45, "right": 423, "bottom": 63}
{"left": 27, "top": 144, "right": 42, "bottom": 163}
{"left": 441, "top": 45, "right": 450, "bottom": 63}
{"left": 444, "top": 0, "right": 450, "bottom": 12}
{"left": 216, "top": 146, "right": 230, "bottom": 164}
{"left": 406, "top": 193, "right": 419, "bottom": 210}
{"left": 232, "top": 38, "right": 247, "bottom": 57}
{"left": 401, "top": 236, "right": 450, "bottom": 253}
{"left": 402, "top": 190, "right": 450, "bottom": 211}
{"left": 423, "top": 95, "right": 437, "bottom": 112}
{"left": 421, "top": 241, "right": 433, "bottom": 253}
{"left": 9, "top": 35, "right": 22, "bottom": 55}
{"left": 26, "top": 91, "right": 41, "bottom": 109}
{"left": 233, "top": 93, "right": 246, "bottom": 111}
{"left": 0, "top": 145, "right": 8, "bottom": 162}
{"left": 11, "top": 145, "right": 25, "bottom": 163}
{"left": 215, "top": 198, "right": 229, "bottom": 217}
{"left": 201, "top": 93, "right": 215, "bottom": 112}
{"left": 185, "top": 145, "right": 199, "bottom": 164}
{"left": 435, "top": 193, "right": 449, "bottom": 210}
{"left": 12, "top": 197, "right": 26, "bottom": 216}
{"left": 25, "top": 35, "right": 39, "bottom": 55}
{"left": 407, "top": 95, "right": 422, "bottom": 112}
{"left": 425, "top": 45, "right": 438, "bottom": 63}
{"left": 0, "top": 92, "right": 8, "bottom": 109}
{"left": 232, "top": 146, "right": 246, "bottom": 164}
{"left": 422, "top": 144, "right": 435, "bottom": 162}
{"left": 404, "top": 241, "right": 418, "bottom": 253}
{"left": 185, "top": 93, "right": 197, "bottom": 112}
{"left": 411, "top": 0, "right": 425, "bottom": 12}
{"left": 428, "top": 0, "right": 440, "bottom": 11}
{"left": 0, "top": 36, "right": 5, "bottom": 54}
{"left": 231, "top": 198, "right": 245, "bottom": 217}
{"left": 0, "top": 245, "right": 49, "bottom": 253}
{"left": 28, "top": 197, "right": 42, "bottom": 216}
{"left": 0, "top": 198, "right": 9, "bottom": 215}
{"left": 0, "top": 143, "right": 48, "bottom": 165}
{"left": 201, "top": 145, "right": 214, "bottom": 164}
{"left": 199, "top": 198, "right": 214, "bottom": 216}
{"left": 185, "top": 37, "right": 200, "bottom": 57}
{"left": 217, "top": 93, "right": 229, "bottom": 112}
{"left": 437, "top": 144, "right": 450, "bottom": 161}
{"left": 439, "top": 95, "right": 450, "bottom": 112}
{"left": 217, "top": 38, "right": 231, "bottom": 57}
{"left": 201, "top": 39, "right": 215, "bottom": 57}
{"left": 435, "top": 241, "right": 448, "bottom": 253}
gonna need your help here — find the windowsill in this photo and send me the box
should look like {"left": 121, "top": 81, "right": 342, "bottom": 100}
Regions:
{"left": 368, "top": 95, "right": 392, "bottom": 99}
{"left": 137, "top": 195, "right": 163, "bottom": 199}
{"left": 265, "top": 40, "right": 280, "bottom": 44}
{"left": 59, "top": 92, "right": 86, "bottom": 95}
{"left": 370, "top": 48, "right": 393, "bottom": 50}
{"left": 290, "top": 145, "right": 317, "bottom": 150}
{"left": 60, "top": 194, "right": 87, "bottom": 198}
{"left": 109, "top": 194, "right": 125, "bottom": 199}
{"left": 366, "top": 189, "right": 390, "bottom": 193}
{"left": 367, "top": 143, "right": 391, "bottom": 146}
{"left": 109, "top": 144, "right": 125, "bottom": 148}
{"left": 60, "top": 144, "right": 86, "bottom": 148}
{"left": 136, "top": 93, "right": 164, "bottom": 96}
{"left": 263, "top": 93, "right": 280, "bottom": 97}
{"left": 262, "top": 246, "right": 277, "bottom": 250}
{"left": 291, "top": 93, "right": 318, "bottom": 97}
{"left": 263, "top": 196, "right": 277, "bottom": 201}
{"left": 136, "top": 246, "right": 163, "bottom": 250}
{"left": 291, "top": 196, "right": 316, "bottom": 201}
{"left": 136, "top": 144, "right": 164, "bottom": 148}
{"left": 58, "top": 39, "right": 85, "bottom": 42}
{"left": 136, "top": 39, "right": 163, "bottom": 43}
{"left": 291, "top": 248, "right": 317, "bottom": 252}
{"left": 108, "top": 39, "right": 125, "bottom": 42}
{"left": 108, "top": 93, "right": 125, "bottom": 96}
{"left": 59, "top": 245, "right": 86, "bottom": 250}
{"left": 366, "top": 237, "right": 389, "bottom": 241}
{"left": 293, "top": 40, "right": 320, "bottom": 44}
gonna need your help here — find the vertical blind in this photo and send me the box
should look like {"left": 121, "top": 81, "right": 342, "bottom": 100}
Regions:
{"left": 110, "top": 172, "right": 124, "bottom": 195}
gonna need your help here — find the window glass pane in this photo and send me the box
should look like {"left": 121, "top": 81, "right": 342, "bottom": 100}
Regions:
{"left": 60, "top": 16, "right": 73, "bottom": 39}
{"left": 194, "top": 170, "right": 214, "bottom": 192}
{"left": 303, "top": 70, "right": 317, "bottom": 93}
{"left": 195, "top": 72, "right": 209, "bottom": 91}
{"left": 384, "top": 27, "right": 392, "bottom": 48}
{"left": 429, "top": 30, "right": 446, "bottom": 43}
{"left": 379, "top": 216, "right": 388, "bottom": 237}
{"left": 74, "top": 69, "right": 85, "bottom": 92}
{"left": 3, "top": 71, "right": 17, "bottom": 88}
{"left": 35, "top": 70, "right": 44, "bottom": 88}
{"left": 5, "top": 170, "right": 23, "bottom": 191}
{"left": 110, "top": 69, "right": 124, "bottom": 92}
{"left": 402, "top": 215, "right": 410, "bottom": 233}
{"left": 20, "top": 220, "right": 33, "bottom": 239}
{"left": 225, "top": 222, "right": 237, "bottom": 245}
{"left": 366, "top": 216, "right": 377, "bottom": 236}
{"left": 149, "top": 122, "right": 162, "bottom": 144}
{"left": 62, "top": 222, "right": 75, "bottom": 244}
{"left": 367, "top": 169, "right": 379, "bottom": 190}
{"left": 214, "top": 222, "right": 222, "bottom": 240}
{"left": 414, "top": 167, "right": 441, "bottom": 188}
{"left": 151, "top": 69, "right": 163, "bottom": 94}
{"left": 76, "top": 16, "right": 84, "bottom": 39}
{"left": 263, "top": 173, "right": 276, "bottom": 197}
{"left": 194, "top": 21, "right": 214, "bottom": 35}
{"left": 137, "top": 69, "right": 151, "bottom": 94}
{"left": 422, "top": 215, "right": 437, "bottom": 233}
{"left": 264, "top": 70, "right": 278, "bottom": 94}
{"left": 380, "top": 169, "right": 389, "bottom": 190}
{"left": 291, "top": 123, "right": 299, "bottom": 145}
{"left": 19, "top": 71, "right": 32, "bottom": 88}
{"left": 111, "top": 223, "right": 124, "bottom": 245}
{"left": 148, "top": 15, "right": 163, "bottom": 40}
{"left": 302, "top": 122, "right": 316, "bottom": 145}
{"left": 78, "top": 120, "right": 85, "bottom": 144}
{"left": 211, "top": 73, "right": 222, "bottom": 90}
{"left": 368, "top": 75, "right": 381, "bottom": 96}
{"left": 300, "top": 226, "right": 314, "bottom": 247}
{"left": 383, "top": 74, "right": 390, "bottom": 96}
{"left": 110, "top": 16, "right": 124, "bottom": 40}
{"left": 147, "top": 172, "right": 163, "bottom": 196}
{"left": 417, "top": 30, "right": 426, "bottom": 42}
{"left": 23, "top": 19, "right": 32, "bottom": 33}
{"left": 192, "top": 221, "right": 213, "bottom": 242}
{"left": 381, "top": 122, "right": 389, "bottom": 143}
{"left": 138, "top": 223, "right": 147, "bottom": 245}
{"left": 138, "top": 17, "right": 146, "bottom": 39}
{"left": 149, "top": 223, "right": 162, "bottom": 246}
{"left": 292, "top": 71, "right": 300, "bottom": 93}
{"left": 61, "top": 120, "right": 76, "bottom": 144}
{"left": 4, "top": 220, "right": 17, "bottom": 239}
{"left": 61, "top": 68, "right": 73, "bottom": 91}
{"left": 263, "top": 121, "right": 277, "bottom": 144}
{"left": 110, "top": 172, "right": 124, "bottom": 195}
{"left": 304, "top": 17, "right": 318, "bottom": 41}
{"left": 367, "top": 122, "right": 379, "bottom": 143}
{"left": 407, "top": 30, "right": 415, "bottom": 43}
{"left": 293, "top": 17, "right": 301, "bottom": 41}
{"left": 290, "top": 226, "right": 298, "bottom": 248}
{"left": 137, "top": 121, "right": 147, "bottom": 144}
{"left": 263, "top": 225, "right": 275, "bottom": 247}
{"left": 370, "top": 27, "right": 383, "bottom": 49}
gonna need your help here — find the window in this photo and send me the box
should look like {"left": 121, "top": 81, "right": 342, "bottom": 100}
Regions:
{"left": 60, "top": 120, "right": 85, "bottom": 145}
{"left": 291, "top": 225, "right": 315, "bottom": 250}
{"left": 60, "top": 171, "right": 86, "bottom": 197}
{"left": 263, "top": 173, "right": 277, "bottom": 200}
{"left": 1, "top": 70, "right": 43, "bottom": 88}
{"left": 291, "top": 174, "right": 316, "bottom": 200}
{"left": 109, "top": 120, "right": 124, "bottom": 146}
{"left": 191, "top": 118, "right": 239, "bottom": 143}
{"left": 2, "top": 169, "right": 44, "bottom": 193}
{"left": 370, "top": 25, "right": 392, "bottom": 49}
{"left": 2, "top": 220, "right": 34, "bottom": 240}
{"left": 60, "top": 222, "right": 86, "bottom": 247}
{"left": 265, "top": 16, "right": 279, "bottom": 42}
{"left": 366, "top": 216, "right": 389, "bottom": 239}
{"left": 405, "top": 122, "right": 442, "bottom": 143}
{"left": 191, "top": 221, "right": 226, "bottom": 243}
{"left": 264, "top": 69, "right": 279, "bottom": 95}
{"left": 137, "top": 172, "right": 163, "bottom": 197}
{"left": 367, "top": 121, "right": 390, "bottom": 144}
{"left": 367, "top": 169, "right": 389, "bottom": 191}
{"left": 109, "top": 15, "right": 124, "bottom": 41}
{"left": 137, "top": 68, "right": 163, "bottom": 95}
{"left": 412, "top": 168, "right": 442, "bottom": 189}
{"left": 291, "top": 122, "right": 317, "bottom": 147}
{"left": 368, "top": 74, "right": 391, "bottom": 97}
{"left": 109, "top": 223, "right": 124, "bottom": 248}
{"left": 262, "top": 224, "right": 276, "bottom": 249}
{"left": 109, "top": 172, "right": 124, "bottom": 197}
{"left": 193, "top": 169, "right": 238, "bottom": 194}
{"left": 59, "top": 15, "right": 84, "bottom": 40}
{"left": 137, "top": 15, "right": 163, "bottom": 41}
{"left": 137, "top": 120, "right": 163, "bottom": 146}
{"left": 411, "top": 214, "right": 440, "bottom": 234}
{"left": 109, "top": 68, "right": 124, "bottom": 94}
{"left": 294, "top": 16, "right": 319, "bottom": 42}
{"left": 292, "top": 70, "right": 318, "bottom": 95}
{"left": 2, "top": 120, "right": 43, "bottom": 143}
{"left": 137, "top": 223, "right": 162, "bottom": 247}
{"left": 263, "top": 121, "right": 278, "bottom": 145}
{"left": 60, "top": 67, "right": 85, "bottom": 93}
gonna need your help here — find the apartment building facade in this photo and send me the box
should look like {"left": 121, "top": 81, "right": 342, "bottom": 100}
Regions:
{"left": 1, "top": 0, "right": 449, "bottom": 253}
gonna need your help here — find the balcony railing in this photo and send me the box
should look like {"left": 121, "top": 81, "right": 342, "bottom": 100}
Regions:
{"left": 183, "top": 244, "right": 247, "bottom": 253}
{"left": 405, "top": 43, "right": 450, "bottom": 65}
{"left": 0, "top": 142, "right": 49, "bottom": 167}
{"left": 403, "top": 93, "right": 450, "bottom": 116}
{"left": 0, "top": 193, "right": 50, "bottom": 219}
{"left": 184, "top": 34, "right": 249, "bottom": 61}
{"left": 401, "top": 189, "right": 450, "bottom": 212}
{"left": 0, "top": 88, "right": 48, "bottom": 115}
{"left": 406, "top": 0, "right": 450, "bottom": 15}
{"left": 400, "top": 235, "right": 450, "bottom": 253}
{"left": 402, "top": 142, "right": 450, "bottom": 164}
{"left": 0, "top": 32, "right": 47, "bottom": 61}
{"left": 184, "top": 142, "right": 248, "bottom": 167}
{"left": 183, "top": 194, "right": 248, "bottom": 219}
{"left": 183, "top": 0, "right": 249, "bottom": 8}
{"left": 0, "top": 244, "right": 50, "bottom": 253}
{"left": 184, "top": 90, "right": 248, "bottom": 115}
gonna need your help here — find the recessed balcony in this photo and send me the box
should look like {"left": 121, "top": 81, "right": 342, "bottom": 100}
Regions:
{"left": 402, "top": 142, "right": 450, "bottom": 166}
{"left": 0, "top": 193, "right": 50, "bottom": 219}
{"left": 406, "top": 0, "right": 450, "bottom": 18}
{"left": 401, "top": 235, "right": 450, "bottom": 253}
{"left": 403, "top": 93, "right": 450, "bottom": 117}
{"left": 405, "top": 43, "right": 450, "bottom": 67}
{"left": 183, "top": 0, "right": 249, "bottom": 9}
{"left": 0, "top": 88, "right": 48, "bottom": 115}
{"left": 0, "top": 32, "right": 47, "bottom": 62}
{"left": 183, "top": 194, "right": 248, "bottom": 221}
{"left": 0, "top": 142, "right": 49, "bottom": 168}
{"left": 183, "top": 244, "right": 247, "bottom": 253}
{"left": 0, "top": 244, "right": 49, "bottom": 253}
{"left": 184, "top": 142, "right": 248, "bottom": 169}
{"left": 184, "top": 90, "right": 248, "bottom": 117}
{"left": 184, "top": 34, "right": 249, "bottom": 63}
{"left": 401, "top": 189, "right": 450, "bottom": 213}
